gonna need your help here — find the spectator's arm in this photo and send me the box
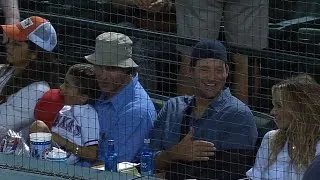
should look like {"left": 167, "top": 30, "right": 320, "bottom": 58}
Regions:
{"left": 113, "top": 106, "right": 154, "bottom": 162}
{"left": 149, "top": 100, "right": 168, "bottom": 152}
{"left": 149, "top": 101, "right": 171, "bottom": 172}
{"left": 148, "top": 0, "right": 173, "bottom": 12}
{"left": 75, "top": 105, "right": 100, "bottom": 147}
{"left": 152, "top": 99, "right": 192, "bottom": 172}
{"left": 0, "top": 0, "right": 20, "bottom": 24}
{"left": 0, "top": 82, "right": 50, "bottom": 131}
{"left": 112, "top": 0, "right": 173, "bottom": 11}
{"left": 111, "top": 0, "right": 135, "bottom": 10}
{"left": 154, "top": 150, "right": 175, "bottom": 172}
{"left": 52, "top": 132, "right": 98, "bottom": 161}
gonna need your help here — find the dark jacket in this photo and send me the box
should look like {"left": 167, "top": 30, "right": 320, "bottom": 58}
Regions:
{"left": 303, "top": 155, "right": 320, "bottom": 180}
{"left": 165, "top": 149, "right": 256, "bottom": 180}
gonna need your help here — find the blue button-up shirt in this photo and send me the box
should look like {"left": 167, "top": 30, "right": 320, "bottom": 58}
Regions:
{"left": 95, "top": 75, "right": 156, "bottom": 162}
{"left": 150, "top": 88, "right": 257, "bottom": 152}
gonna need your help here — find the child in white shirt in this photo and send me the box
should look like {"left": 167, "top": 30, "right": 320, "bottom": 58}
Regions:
{"left": 31, "top": 64, "right": 100, "bottom": 165}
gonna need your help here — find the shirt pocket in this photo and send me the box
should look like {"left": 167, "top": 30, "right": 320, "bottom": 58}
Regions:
{"left": 164, "top": 121, "right": 182, "bottom": 150}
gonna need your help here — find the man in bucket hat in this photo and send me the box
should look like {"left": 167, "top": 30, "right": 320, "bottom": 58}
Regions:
{"left": 85, "top": 32, "right": 156, "bottom": 163}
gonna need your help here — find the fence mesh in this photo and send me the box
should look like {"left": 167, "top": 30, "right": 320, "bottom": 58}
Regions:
{"left": 0, "top": 0, "right": 319, "bottom": 179}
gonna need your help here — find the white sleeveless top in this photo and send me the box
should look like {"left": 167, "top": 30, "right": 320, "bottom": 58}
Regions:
{"left": 247, "top": 130, "right": 320, "bottom": 180}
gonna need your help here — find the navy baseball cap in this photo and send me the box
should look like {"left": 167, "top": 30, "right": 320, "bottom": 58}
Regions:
{"left": 191, "top": 40, "right": 227, "bottom": 66}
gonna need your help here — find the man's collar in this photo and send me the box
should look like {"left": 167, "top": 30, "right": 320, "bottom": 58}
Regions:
{"left": 98, "top": 74, "right": 139, "bottom": 110}
{"left": 208, "top": 87, "right": 232, "bottom": 111}
{"left": 190, "top": 87, "right": 231, "bottom": 112}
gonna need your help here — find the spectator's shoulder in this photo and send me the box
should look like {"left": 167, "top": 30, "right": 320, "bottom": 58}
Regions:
{"left": 8, "top": 81, "right": 50, "bottom": 103}
{"left": 256, "top": 130, "right": 278, "bottom": 150}
{"left": 262, "top": 130, "right": 278, "bottom": 143}
{"left": 133, "top": 91, "right": 156, "bottom": 110}
{"left": 155, "top": 96, "right": 191, "bottom": 122}
{"left": 165, "top": 95, "right": 192, "bottom": 109}
{"left": 72, "top": 104, "right": 98, "bottom": 117}
{"left": 124, "top": 99, "right": 156, "bottom": 121}
{"left": 59, "top": 105, "right": 72, "bottom": 113}
{"left": 226, "top": 95, "right": 253, "bottom": 117}
{"left": 26, "top": 81, "right": 50, "bottom": 92}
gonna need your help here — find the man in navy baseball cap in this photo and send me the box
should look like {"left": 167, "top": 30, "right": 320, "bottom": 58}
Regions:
{"left": 149, "top": 40, "right": 257, "bottom": 179}
{"left": 189, "top": 40, "right": 229, "bottom": 99}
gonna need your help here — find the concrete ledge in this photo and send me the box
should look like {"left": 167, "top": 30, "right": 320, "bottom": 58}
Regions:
{"left": 0, "top": 153, "right": 142, "bottom": 179}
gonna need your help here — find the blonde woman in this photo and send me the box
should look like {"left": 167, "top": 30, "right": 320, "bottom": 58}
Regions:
{"left": 247, "top": 74, "right": 320, "bottom": 180}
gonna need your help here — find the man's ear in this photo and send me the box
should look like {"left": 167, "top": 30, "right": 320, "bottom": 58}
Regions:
{"left": 225, "top": 64, "right": 230, "bottom": 75}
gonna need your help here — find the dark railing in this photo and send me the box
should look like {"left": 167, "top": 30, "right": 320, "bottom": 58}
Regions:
{"left": 17, "top": 7, "right": 320, "bottom": 112}
{"left": 20, "top": 10, "right": 320, "bottom": 66}
{"left": 0, "top": 1, "right": 315, "bottom": 179}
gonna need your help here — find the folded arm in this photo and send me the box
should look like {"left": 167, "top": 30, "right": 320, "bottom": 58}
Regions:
{"left": 52, "top": 132, "right": 98, "bottom": 161}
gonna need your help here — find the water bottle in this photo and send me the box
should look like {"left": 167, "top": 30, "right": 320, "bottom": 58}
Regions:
{"left": 105, "top": 140, "right": 118, "bottom": 172}
{"left": 140, "top": 139, "right": 154, "bottom": 176}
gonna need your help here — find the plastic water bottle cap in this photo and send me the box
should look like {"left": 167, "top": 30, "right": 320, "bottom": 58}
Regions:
{"left": 144, "top": 139, "right": 150, "bottom": 144}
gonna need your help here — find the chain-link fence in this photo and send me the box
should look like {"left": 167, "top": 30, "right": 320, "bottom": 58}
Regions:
{"left": 0, "top": 0, "right": 319, "bottom": 179}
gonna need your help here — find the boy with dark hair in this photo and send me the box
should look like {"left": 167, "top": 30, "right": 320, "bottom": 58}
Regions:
{"left": 32, "top": 64, "right": 100, "bottom": 165}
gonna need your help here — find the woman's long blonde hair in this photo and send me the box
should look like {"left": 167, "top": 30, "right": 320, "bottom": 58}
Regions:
{"left": 269, "top": 74, "right": 320, "bottom": 171}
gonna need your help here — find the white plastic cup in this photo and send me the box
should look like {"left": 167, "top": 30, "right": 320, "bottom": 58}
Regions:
{"left": 30, "top": 132, "right": 52, "bottom": 159}
{"left": 47, "top": 147, "right": 67, "bottom": 162}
